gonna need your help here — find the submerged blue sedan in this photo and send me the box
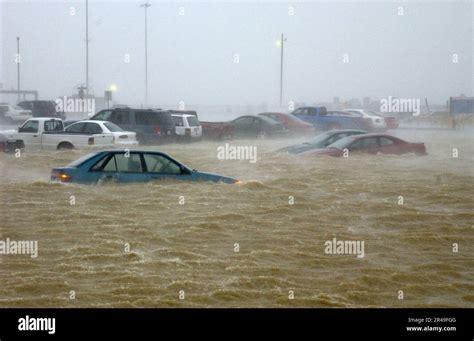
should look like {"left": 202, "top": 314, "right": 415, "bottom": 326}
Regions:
{"left": 51, "top": 150, "right": 241, "bottom": 184}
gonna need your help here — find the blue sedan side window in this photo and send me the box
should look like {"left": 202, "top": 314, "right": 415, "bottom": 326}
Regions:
{"left": 103, "top": 156, "right": 117, "bottom": 172}
{"left": 116, "top": 153, "right": 142, "bottom": 172}
{"left": 144, "top": 154, "right": 181, "bottom": 174}
{"left": 100, "top": 153, "right": 143, "bottom": 173}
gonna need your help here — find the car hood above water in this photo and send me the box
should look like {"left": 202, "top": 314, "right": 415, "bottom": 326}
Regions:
{"left": 0, "top": 129, "right": 18, "bottom": 138}
{"left": 192, "top": 171, "right": 238, "bottom": 184}
{"left": 301, "top": 148, "right": 343, "bottom": 157}
{"left": 281, "top": 142, "right": 325, "bottom": 154}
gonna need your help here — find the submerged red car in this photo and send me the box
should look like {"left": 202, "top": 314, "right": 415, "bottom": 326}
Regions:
{"left": 302, "top": 134, "right": 427, "bottom": 157}
{"left": 258, "top": 112, "right": 314, "bottom": 135}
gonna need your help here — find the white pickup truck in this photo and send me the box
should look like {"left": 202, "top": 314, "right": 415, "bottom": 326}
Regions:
{"left": 1, "top": 118, "right": 115, "bottom": 150}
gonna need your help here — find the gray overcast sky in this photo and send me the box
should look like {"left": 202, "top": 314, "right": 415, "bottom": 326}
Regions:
{"left": 1, "top": 0, "right": 472, "bottom": 106}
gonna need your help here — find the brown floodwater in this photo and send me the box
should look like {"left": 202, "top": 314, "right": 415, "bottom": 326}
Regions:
{"left": 0, "top": 129, "right": 473, "bottom": 307}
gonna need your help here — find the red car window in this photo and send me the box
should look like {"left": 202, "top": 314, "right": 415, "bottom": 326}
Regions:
{"left": 379, "top": 137, "right": 394, "bottom": 146}
{"left": 351, "top": 137, "right": 378, "bottom": 150}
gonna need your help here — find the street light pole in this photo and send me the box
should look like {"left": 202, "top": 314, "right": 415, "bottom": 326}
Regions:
{"left": 85, "top": 0, "right": 89, "bottom": 95}
{"left": 279, "top": 33, "right": 286, "bottom": 108}
{"left": 16, "top": 37, "right": 20, "bottom": 102}
{"left": 141, "top": 2, "right": 151, "bottom": 106}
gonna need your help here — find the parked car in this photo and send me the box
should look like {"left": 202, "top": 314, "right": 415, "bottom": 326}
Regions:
{"left": 291, "top": 107, "right": 372, "bottom": 131}
{"left": 258, "top": 112, "right": 314, "bottom": 135}
{"left": 302, "top": 134, "right": 427, "bottom": 157}
{"left": 0, "top": 104, "right": 32, "bottom": 123}
{"left": 201, "top": 121, "right": 235, "bottom": 140}
{"left": 365, "top": 111, "right": 399, "bottom": 129}
{"left": 231, "top": 115, "right": 286, "bottom": 139}
{"left": 17, "top": 100, "right": 65, "bottom": 119}
{"left": 90, "top": 108, "right": 176, "bottom": 144}
{"left": 0, "top": 118, "right": 115, "bottom": 150}
{"left": 64, "top": 120, "right": 138, "bottom": 146}
{"left": 51, "top": 150, "right": 241, "bottom": 184}
{"left": 172, "top": 114, "right": 202, "bottom": 141}
{"left": 0, "top": 132, "right": 25, "bottom": 153}
{"left": 344, "top": 109, "right": 388, "bottom": 130}
{"left": 277, "top": 129, "right": 367, "bottom": 154}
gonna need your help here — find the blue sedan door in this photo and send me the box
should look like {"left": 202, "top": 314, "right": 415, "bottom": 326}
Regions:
{"left": 98, "top": 152, "right": 148, "bottom": 183}
{"left": 115, "top": 152, "right": 148, "bottom": 182}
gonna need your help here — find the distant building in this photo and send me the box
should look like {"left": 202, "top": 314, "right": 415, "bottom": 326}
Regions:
{"left": 450, "top": 96, "right": 474, "bottom": 115}
{"left": 345, "top": 98, "right": 362, "bottom": 108}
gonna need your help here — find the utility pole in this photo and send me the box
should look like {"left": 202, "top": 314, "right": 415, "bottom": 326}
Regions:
{"left": 279, "top": 33, "right": 286, "bottom": 108}
{"left": 141, "top": 2, "right": 151, "bottom": 106}
{"left": 16, "top": 37, "right": 20, "bottom": 102}
{"left": 85, "top": 0, "right": 89, "bottom": 94}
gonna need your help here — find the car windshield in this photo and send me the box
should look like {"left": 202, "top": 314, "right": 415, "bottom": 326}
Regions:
{"left": 104, "top": 122, "right": 124, "bottom": 132}
{"left": 260, "top": 114, "right": 282, "bottom": 123}
{"left": 360, "top": 110, "right": 377, "bottom": 117}
{"left": 259, "top": 115, "right": 279, "bottom": 124}
{"left": 66, "top": 152, "right": 99, "bottom": 167}
{"left": 283, "top": 114, "right": 307, "bottom": 123}
{"left": 326, "top": 136, "right": 355, "bottom": 150}
{"left": 369, "top": 111, "right": 383, "bottom": 117}
{"left": 187, "top": 116, "right": 200, "bottom": 126}
{"left": 307, "top": 132, "right": 332, "bottom": 144}
{"left": 346, "top": 111, "right": 363, "bottom": 117}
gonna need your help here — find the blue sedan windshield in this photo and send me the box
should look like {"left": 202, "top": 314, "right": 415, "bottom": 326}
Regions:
{"left": 67, "top": 152, "right": 100, "bottom": 167}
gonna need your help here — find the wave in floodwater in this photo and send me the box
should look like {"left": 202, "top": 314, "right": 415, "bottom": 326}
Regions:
{"left": 0, "top": 130, "right": 473, "bottom": 307}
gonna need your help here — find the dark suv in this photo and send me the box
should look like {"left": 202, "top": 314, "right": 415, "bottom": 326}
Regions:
{"left": 17, "top": 100, "right": 65, "bottom": 119}
{"left": 90, "top": 108, "right": 176, "bottom": 144}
